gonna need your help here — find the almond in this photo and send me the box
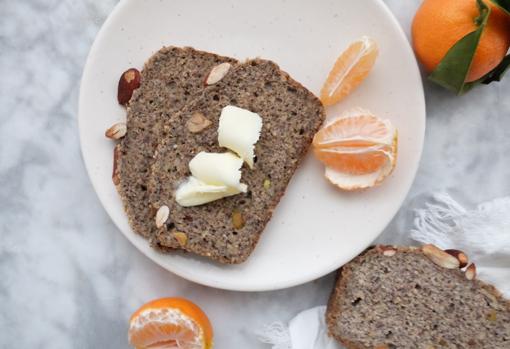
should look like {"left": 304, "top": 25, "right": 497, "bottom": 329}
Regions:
{"left": 465, "top": 263, "right": 477, "bottom": 280}
{"left": 118, "top": 68, "right": 141, "bottom": 105}
{"left": 205, "top": 62, "right": 231, "bottom": 85}
{"left": 155, "top": 205, "right": 170, "bottom": 228}
{"left": 186, "top": 112, "right": 212, "bottom": 133}
{"left": 380, "top": 245, "right": 397, "bottom": 257}
{"left": 173, "top": 232, "right": 188, "bottom": 246}
{"left": 422, "top": 244, "right": 460, "bottom": 269}
{"left": 444, "top": 249, "right": 468, "bottom": 268}
{"left": 112, "top": 144, "right": 121, "bottom": 185}
{"left": 105, "top": 122, "right": 127, "bottom": 140}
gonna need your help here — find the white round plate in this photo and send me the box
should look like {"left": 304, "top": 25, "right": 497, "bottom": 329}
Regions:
{"left": 79, "top": 0, "right": 425, "bottom": 291}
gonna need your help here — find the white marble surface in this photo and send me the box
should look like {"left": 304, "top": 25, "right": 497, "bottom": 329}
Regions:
{"left": 1, "top": 0, "right": 509, "bottom": 348}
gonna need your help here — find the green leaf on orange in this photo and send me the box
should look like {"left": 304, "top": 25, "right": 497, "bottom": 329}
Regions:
{"left": 428, "top": 0, "right": 491, "bottom": 94}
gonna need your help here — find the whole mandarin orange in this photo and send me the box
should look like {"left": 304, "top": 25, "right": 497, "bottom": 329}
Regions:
{"left": 412, "top": 0, "right": 510, "bottom": 82}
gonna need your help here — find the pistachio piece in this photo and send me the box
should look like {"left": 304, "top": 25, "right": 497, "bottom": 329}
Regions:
{"left": 232, "top": 209, "right": 245, "bottom": 229}
{"left": 173, "top": 232, "right": 188, "bottom": 246}
{"left": 487, "top": 309, "right": 497, "bottom": 322}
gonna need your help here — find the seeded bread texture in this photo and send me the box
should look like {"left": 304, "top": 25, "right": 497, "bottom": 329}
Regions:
{"left": 326, "top": 245, "right": 510, "bottom": 349}
{"left": 148, "top": 59, "right": 325, "bottom": 264}
{"left": 117, "top": 47, "right": 237, "bottom": 238}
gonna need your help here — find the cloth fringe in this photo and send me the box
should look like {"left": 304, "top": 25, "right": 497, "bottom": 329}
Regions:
{"left": 255, "top": 321, "right": 292, "bottom": 349}
{"left": 411, "top": 192, "right": 510, "bottom": 258}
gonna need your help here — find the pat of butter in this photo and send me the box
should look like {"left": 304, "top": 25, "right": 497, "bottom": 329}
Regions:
{"left": 175, "top": 177, "right": 246, "bottom": 207}
{"left": 218, "top": 105, "right": 262, "bottom": 168}
{"left": 175, "top": 152, "right": 248, "bottom": 207}
{"left": 175, "top": 106, "right": 262, "bottom": 207}
{"left": 189, "top": 151, "right": 246, "bottom": 191}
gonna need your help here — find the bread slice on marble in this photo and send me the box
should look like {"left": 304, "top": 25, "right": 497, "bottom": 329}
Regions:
{"left": 116, "top": 47, "right": 237, "bottom": 238}
{"left": 148, "top": 59, "right": 325, "bottom": 264}
{"left": 326, "top": 244, "right": 510, "bottom": 349}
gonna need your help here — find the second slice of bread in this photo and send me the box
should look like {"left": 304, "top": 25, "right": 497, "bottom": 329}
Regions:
{"left": 148, "top": 59, "right": 325, "bottom": 264}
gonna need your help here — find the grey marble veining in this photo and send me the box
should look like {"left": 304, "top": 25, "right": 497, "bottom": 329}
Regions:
{"left": 1, "top": 0, "right": 509, "bottom": 348}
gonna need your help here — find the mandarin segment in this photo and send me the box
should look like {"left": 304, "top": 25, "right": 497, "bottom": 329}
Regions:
{"left": 320, "top": 37, "right": 378, "bottom": 105}
{"left": 128, "top": 297, "right": 213, "bottom": 349}
{"left": 314, "top": 147, "right": 391, "bottom": 174}
{"left": 313, "top": 109, "right": 395, "bottom": 175}
{"left": 314, "top": 112, "right": 394, "bottom": 149}
{"left": 313, "top": 108, "right": 397, "bottom": 190}
{"left": 129, "top": 322, "right": 195, "bottom": 348}
{"left": 324, "top": 132, "right": 398, "bottom": 190}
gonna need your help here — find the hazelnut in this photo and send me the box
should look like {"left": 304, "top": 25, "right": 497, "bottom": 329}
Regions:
{"left": 444, "top": 249, "right": 468, "bottom": 268}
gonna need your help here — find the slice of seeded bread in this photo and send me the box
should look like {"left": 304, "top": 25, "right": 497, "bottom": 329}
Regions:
{"left": 326, "top": 245, "right": 510, "bottom": 349}
{"left": 148, "top": 59, "right": 325, "bottom": 264}
{"left": 116, "top": 47, "right": 237, "bottom": 238}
